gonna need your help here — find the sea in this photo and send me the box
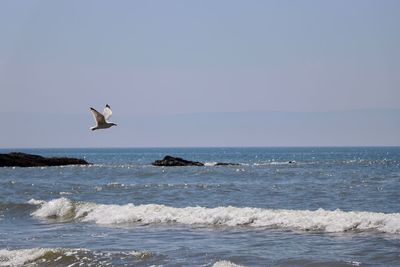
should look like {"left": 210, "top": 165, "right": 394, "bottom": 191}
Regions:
{"left": 0, "top": 147, "right": 399, "bottom": 267}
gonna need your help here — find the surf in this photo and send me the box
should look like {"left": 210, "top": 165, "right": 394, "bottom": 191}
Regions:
{"left": 30, "top": 198, "right": 400, "bottom": 234}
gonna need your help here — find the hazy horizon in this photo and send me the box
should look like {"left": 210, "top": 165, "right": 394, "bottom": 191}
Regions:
{"left": 1, "top": 108, "right": 399, "bottom": 148}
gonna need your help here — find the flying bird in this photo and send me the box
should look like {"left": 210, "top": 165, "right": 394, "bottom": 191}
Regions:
{"left": 90, "top": 104, "right": 117, "bottom": 131}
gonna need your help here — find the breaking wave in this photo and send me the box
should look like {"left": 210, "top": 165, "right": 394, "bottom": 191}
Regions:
{"left": 0, "top": 247, "right": 241, "bottom": 267}
{"left": 29, "top": 198, "right": 400, "bottom": 234}
{"left": 0, "top": 247, "right": 153, "bottom": 267}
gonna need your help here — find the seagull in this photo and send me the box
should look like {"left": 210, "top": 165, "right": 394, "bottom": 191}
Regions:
{"left": 90, "top": 104, "right": 117, "bottom": 131}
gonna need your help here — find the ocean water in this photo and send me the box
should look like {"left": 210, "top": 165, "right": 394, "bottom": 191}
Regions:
{"left": 0, "top": 147, "right": 399, "bottom": 267}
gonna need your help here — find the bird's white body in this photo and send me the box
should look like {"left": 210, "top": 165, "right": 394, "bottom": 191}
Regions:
{"left": 90, "top": 105, "right": 117, "bottom": 131}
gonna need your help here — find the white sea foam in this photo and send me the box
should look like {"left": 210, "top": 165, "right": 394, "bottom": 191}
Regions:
{"left": 213, "top": 260, "right": 245, "bottom": 267}
{"left": 0, "top": 248, "right": 150, "bottom": 266}
{"left": 204, "top": 162, "right": 218, "bottom": 166}
{"left": 27, "top": 199, "right": 45, "bottom": 205}
{"left": 0, "top": 248, "right": 59, "bottom": 266}
{"left": 31, "top": 197, "right": 75, "bottom": 218}
{"left": 31, "top": 198, "right": 400, "bottom": 234}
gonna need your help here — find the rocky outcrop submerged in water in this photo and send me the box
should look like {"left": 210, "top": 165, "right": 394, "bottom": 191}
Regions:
{"left": 152, "top": 155, "right": 203, "bottom": 167}
{"left": 0, "top": 152, "right": 90, "bottom": 167}
{"left": 152, "top": 155, "right": 239, "bottom": 167}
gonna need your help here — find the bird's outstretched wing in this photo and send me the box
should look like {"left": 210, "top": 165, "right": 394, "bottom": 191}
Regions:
{"left": 103, "top": 104, "right": 112, "bottom": 120}
{"left": 90, "top": 107, "right": 106, "bottom": 124}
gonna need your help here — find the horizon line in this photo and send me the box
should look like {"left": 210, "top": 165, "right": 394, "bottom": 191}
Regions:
{"left": 1, "top": 145, "right": 399, "bottom": 150}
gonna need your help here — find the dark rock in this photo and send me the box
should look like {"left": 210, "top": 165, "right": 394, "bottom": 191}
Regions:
{"left": 0, "top": 152, "right": 90, "bottom": 167}
{"left": 152, "top": 155, "right": 204, "bottom": 167}
{"left": 214, "top": 162, "right": 240, "bottom": 166}
{"left": 152, "top": 155, "right": 239, "bottom": 167}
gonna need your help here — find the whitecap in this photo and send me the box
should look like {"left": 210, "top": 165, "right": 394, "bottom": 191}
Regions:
{"left": 31, "top": 197, "right": 75, "bottom": 219}
{"left": 27, "top": 199, "right": 45, "bottom": 205}
{"left": 0, "top": 248, "right": 58, "bottom": 266}
{"left": 213, "top": 260, "right": 245, "bottom": 267}
{"left": 0, "top": 248, "right": 152, "bottom": 266}
{"left": 30, "top": 198, "right": 400, "bottom": 234}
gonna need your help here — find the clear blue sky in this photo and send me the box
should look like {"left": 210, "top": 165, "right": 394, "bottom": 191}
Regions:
{"left": 0, "top": 1, "right": 399, "bottom": 147}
